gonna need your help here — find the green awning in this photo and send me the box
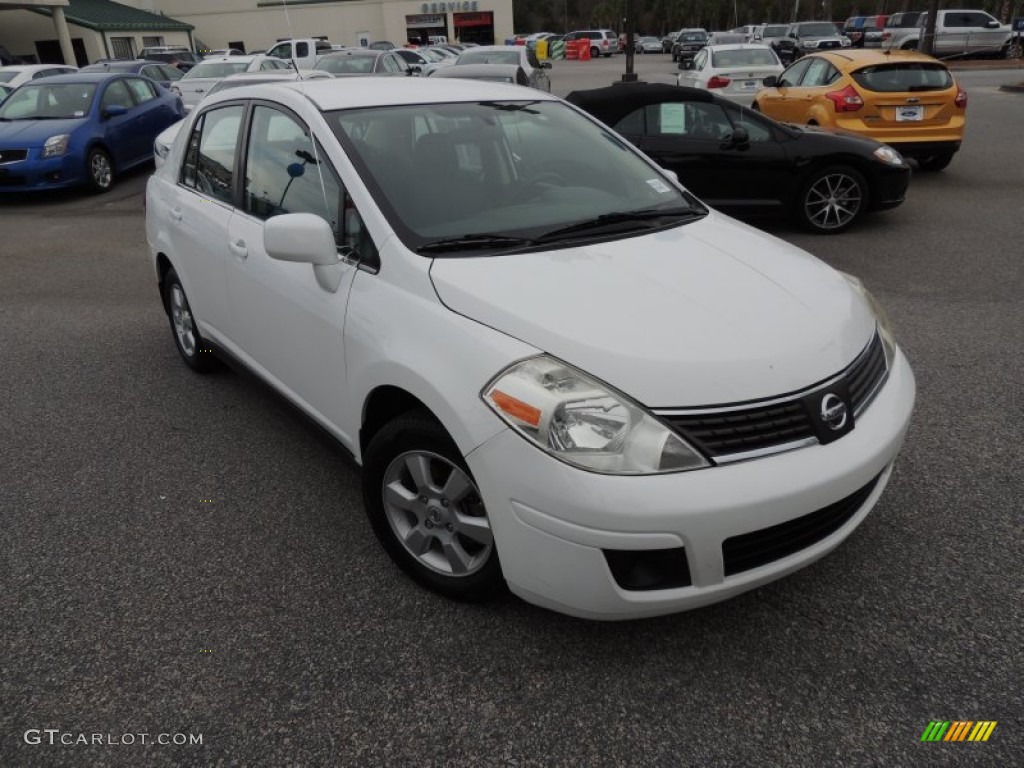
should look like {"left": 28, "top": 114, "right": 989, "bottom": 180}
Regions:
{"left": 29, "top": 0, "right": 193, "bottom": 32}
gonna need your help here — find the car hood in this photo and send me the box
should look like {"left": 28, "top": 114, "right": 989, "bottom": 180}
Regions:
{"left": 0, "top": 118, "right": 86, "bottom": 146}
{"left": 429, "top": 214, "right": 875, "bottom": 407}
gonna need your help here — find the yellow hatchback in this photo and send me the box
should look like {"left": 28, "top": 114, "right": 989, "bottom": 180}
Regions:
{"left": 753, "top": 49, "right": 966, "bottom": 170}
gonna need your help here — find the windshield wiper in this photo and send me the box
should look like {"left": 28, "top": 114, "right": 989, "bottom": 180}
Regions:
{"left": 417, "top": 233, "right": 538, "bottom": 254}
{"left": 537, "top": 206, "right": 705, "bottom": 242}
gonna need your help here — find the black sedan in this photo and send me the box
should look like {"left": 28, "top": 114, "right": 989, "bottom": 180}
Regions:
{"left": 565, "top": 84, "right": 910, "bottom": 234}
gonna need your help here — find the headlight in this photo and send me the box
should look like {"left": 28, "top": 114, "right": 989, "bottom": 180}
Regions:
{"left": 841, "top": 273, "right": 897, "bottom": 368}
{"left": 42, "top": 134, "right": 70, "bottom": 159}
{"left": 872, "top": 145, "right": 905, "bottom": 167}
{"left": 482, "top": 356, "right": 709, "bottom": 475}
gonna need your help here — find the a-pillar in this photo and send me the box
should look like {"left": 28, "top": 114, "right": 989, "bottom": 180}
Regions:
{"left": 51, "top": 5, "right": 76, "bottom": 66}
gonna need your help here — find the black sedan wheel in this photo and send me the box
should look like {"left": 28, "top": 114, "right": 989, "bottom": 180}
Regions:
{"left": 796, "top": 166, "right": 868, "bottom": 234}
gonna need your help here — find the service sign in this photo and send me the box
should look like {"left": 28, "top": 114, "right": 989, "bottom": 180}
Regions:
{"left": 421, "top": 2, "right": 480, "bottom": 12}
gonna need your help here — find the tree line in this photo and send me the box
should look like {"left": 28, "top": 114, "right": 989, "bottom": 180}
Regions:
{"left": 512, "top": 0, "right": 1020, "bottom": 35}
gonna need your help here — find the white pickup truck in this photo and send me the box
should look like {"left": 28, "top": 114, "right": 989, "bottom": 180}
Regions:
{"left": 884, "top": 9, "right": 1013, "bottom": 58}
{"left": 265, "top": 38, "right": 336, "bottom": 70}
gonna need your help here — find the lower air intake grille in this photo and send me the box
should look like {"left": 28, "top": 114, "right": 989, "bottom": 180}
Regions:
{"left": 722, "top": 472, "right": 882, "bottom": 576}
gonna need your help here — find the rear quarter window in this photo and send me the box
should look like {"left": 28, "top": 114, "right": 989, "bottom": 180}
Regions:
{"left": 851, "top": 63, "right": 953, "bottom": 92}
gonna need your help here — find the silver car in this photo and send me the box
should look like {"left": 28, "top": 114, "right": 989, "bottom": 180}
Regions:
{"left": 447, "top": 46, "right": 551, "bottom": 92}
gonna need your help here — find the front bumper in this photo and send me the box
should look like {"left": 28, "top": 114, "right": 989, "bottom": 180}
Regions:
{"left": 871, "top": 162, "right": 911, "bottom": 209}
{"left": 466, "top": 349, "right": 915, "bottom": 620}
{"left": 0, "top": 151, "right": 86, "bottom": 191}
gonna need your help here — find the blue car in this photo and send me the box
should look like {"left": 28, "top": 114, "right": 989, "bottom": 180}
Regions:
{"left": 0, "top": 72, "right": 185, "bottom": 192}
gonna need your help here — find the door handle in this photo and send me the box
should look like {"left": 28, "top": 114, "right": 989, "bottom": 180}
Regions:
{"left": 170, "top": 207, "right": 182, "bottom": 222}
{"left": 228, "top": 239, "right": 248, "bottom": 260}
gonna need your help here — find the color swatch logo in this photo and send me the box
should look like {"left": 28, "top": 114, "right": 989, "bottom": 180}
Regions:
{"left": 920, "top": 721, "right": 997, "bottom": 742}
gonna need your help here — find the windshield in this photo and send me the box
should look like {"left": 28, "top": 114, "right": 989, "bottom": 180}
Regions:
{"left": 183, "top": 61, "right": 250, "bottom": 79}
{"left": 316, "top": 56, "right": 376, "bottom": 74}
{"left": 679, "top": 33, "right": 707, "bottom": 42}
{"left": 762, "top": 26, "right": 788, "bottom": 37}
{"left": 0, "top": 71, "right": 17, "bottom": 83}
{"left": 797, "top": 23, "right": 840, "bottom": 36}
{"left": 420, "top": 49, "right": 447, "bottom": 62}
{"left": 712, "top": 48, "right": 779, "bottom": 67}
{"left": 851, "top": 63, "right": 953, "bottom": 92}
{"left": 458, "top": 50, "right": 520, "bottom": 66}
{"left": 327, "top": 100, "right": 703, "bottom": 253}
{"left": 0, "top": 82, "right": 95, "bottom": 120}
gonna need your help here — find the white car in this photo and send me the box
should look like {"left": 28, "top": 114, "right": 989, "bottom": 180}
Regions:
{"left": 677, "top": 44, "right": 784, "bottom": 102}
{"left": 172, "top": 55, "right": 292, "bottom": 110}
{"left": 0, "top": 64, "right": 78, "bottom": 88}
{"left": 145, "top": 78, "right": 915, "bottom": 620}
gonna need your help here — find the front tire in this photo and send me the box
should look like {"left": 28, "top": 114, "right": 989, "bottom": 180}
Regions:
{"left": 362, "top": 411, "right": 504, "bottom": 601}
{"left": 590, "top": 46, "right": 600, "bottom": 59}
{"left": 164, "top": 268, "right": 215, "bottom": 372}
{"left": 86, "top": 148, "right": 114, "bottom": 193}
{"left": 796, "top": 165, "right": 868, "bottom": 234}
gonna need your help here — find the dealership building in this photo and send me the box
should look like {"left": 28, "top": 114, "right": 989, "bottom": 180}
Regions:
{"left": 1, "top": 0, "right": 515, "bottom": 65}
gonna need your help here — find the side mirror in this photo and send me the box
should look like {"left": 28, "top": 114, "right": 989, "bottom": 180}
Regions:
{"left": 762, "top": 75, "right": 778, "bottom": 88}
{"left": 408, "top": 65, "right": 421, "bottom": 75}
{"left": 103, "top": 104, "right": 128, "bottom": 119}
{"left": 265, "top": 213, "right": 337, "bottom": 265}
{"left": 985, "top": 20, "right": 1000, "bottom": 28}
{"left": 265, "top": 213, "right": 346, "bottom": 292}
{"left": 542, "top": 61, "right": 552, "bottom": 69}
{"left": 721, "top": 126, "right": 750, "bottom": 149}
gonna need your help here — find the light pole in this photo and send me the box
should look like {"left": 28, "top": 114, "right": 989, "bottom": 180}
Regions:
{"left": 622, "top": 0, "right": 637, "bottom": 81}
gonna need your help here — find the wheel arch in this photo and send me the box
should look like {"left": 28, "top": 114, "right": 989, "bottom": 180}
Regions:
{"left": 156, "top": 253, "right": 174, "bottom": 313}
{"left": 361, "top": 385, "right": 437, "bottom": 458}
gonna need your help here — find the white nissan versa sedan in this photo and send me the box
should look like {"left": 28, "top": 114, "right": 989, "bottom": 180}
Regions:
{"left": 145, "top": 78, "right": 915, "bottom": 620}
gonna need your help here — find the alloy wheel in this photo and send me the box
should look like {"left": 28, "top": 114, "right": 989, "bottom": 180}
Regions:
{"left": 381, "top": 450, "right": 493, "bottom": 577}
{"left": 90, "top": 152, "right": 112, "bottom": 189}
{"left": 804, "top": 172, "right": 863, "bottom": 231}
{"left": 170, "top": 283, "right": 196, "bottom": 357}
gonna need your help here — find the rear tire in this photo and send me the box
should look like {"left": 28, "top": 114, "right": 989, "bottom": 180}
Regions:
{"left": 795, "top": 165, "right": 868, "bottom": 234}
{"left": 164, "top": 268, "right": 215, "bottom": 372}
{"left": 917, "top": 152, "right": 954, "bottom": 172}
{"left": 362, "top": 411, "right": 504, "bottom": 602}
{"left": 591, "top": 46, "right": 600, "bottom": 58}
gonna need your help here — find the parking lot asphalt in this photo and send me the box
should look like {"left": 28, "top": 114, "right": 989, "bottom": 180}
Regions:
{"left": 1, "top": 59, "right": 1022, "bottom": 766}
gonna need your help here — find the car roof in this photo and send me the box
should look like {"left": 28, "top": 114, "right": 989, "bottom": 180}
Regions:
{"left": 565, "top": 83, "right": 714, "bottom": 125}
{"left": 705, "top": 43, "right": 776, "bottom": 51}
{"left": 460, "top": 45, "right": 523, "bottom": 53}
{"left": 276, "top": 77, "right": 559, "bottom": 110}
{"left": 14, "top": 72, "right": 121, "bottom": 84}
{"left": 433, "top": 63, "right": 523, "bottom": 76}
{"left": 1, "top": 64, "right": 75, "bottom": 72}
{"left": 318, "top": 50, "right": 381, "bottom": 58}
{"left": 812, "top": 49, "right": 948, "bottom": 68}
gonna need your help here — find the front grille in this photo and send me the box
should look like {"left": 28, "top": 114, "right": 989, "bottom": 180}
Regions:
{"left": 660, "top": 333, "right": 887, "bottom": 460}
{"left": 722, "top": 472, "right": 882, "bottom": 576}
{"left": 819, "top": 40, "right": 841, "bottom": 49}
{"left": 0, "top": 149, "right": 28, "bottom": 164}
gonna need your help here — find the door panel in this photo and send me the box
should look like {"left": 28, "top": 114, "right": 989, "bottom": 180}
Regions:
{"left": 224, "top": 105, "right": 362, "bottom": 428}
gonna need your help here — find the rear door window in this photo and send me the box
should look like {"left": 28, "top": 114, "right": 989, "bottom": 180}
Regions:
{"left": 181, "top": 104, "right": 245, "bottom": 204}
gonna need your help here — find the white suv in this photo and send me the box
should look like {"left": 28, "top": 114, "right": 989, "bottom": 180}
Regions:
{"left": 145, "top": 78, "right": 915, "bottom": 620}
